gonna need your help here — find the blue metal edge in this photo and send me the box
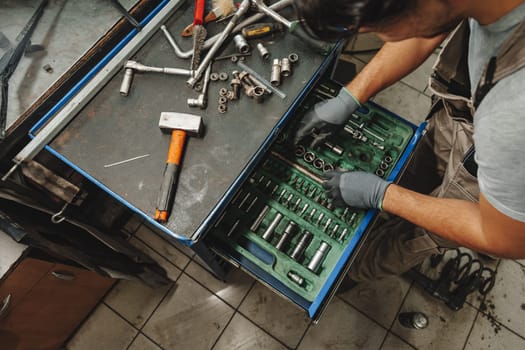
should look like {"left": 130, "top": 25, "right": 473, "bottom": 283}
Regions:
{"left": 26, "top": 0, "right": 194, "bottom": 245}
{"left": 308, "top": 106, "right": 427, "bottom": 318}
{"left": 192, "top": 42, "right": 344, "bottom": 242}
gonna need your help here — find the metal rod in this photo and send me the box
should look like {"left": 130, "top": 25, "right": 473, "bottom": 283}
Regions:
{"left": 237, "top": 61, "right": 286, "bottom": 99}
{"left": 103, "top": 154, "right": 150, "bottom": 168}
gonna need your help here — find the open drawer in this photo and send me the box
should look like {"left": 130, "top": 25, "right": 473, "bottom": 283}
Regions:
{"left": 205, "top": 79, "right": 424, "bottom": 320}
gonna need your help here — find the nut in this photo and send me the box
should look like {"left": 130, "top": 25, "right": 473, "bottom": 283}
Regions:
{"left": 219, "top": 87, "right": 228, "bottom": 96}
{"left": 288, "top": 53, "right": 299, "bottom": 63}
{"left": 218, "top": 96, "right": 228, "bottom": 104}
{"left": 218, "top": 104, "right": 227, "bottom": 114}
{"left": 226, "top": 90, "right": 235, "bottom": 100}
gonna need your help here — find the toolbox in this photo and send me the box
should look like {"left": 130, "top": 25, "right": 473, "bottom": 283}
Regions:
{"left": 15, "top": 0, "right": 424, "bottom": 320}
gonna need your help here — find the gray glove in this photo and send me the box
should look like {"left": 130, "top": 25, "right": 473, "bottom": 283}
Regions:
{"left": 293, "top": 87, "right": 360, "bottom": 148}
{"left": 322, "top": 170, "right": 391, "bottom": 210}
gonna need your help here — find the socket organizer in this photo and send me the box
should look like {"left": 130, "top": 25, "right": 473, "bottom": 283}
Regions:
{"left": 207, "top": 80, "right": 422, "bottom": 314}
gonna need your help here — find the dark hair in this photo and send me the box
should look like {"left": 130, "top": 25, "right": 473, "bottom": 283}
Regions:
{"left": 294, "top": 0, "right": 418, "bottom": 40}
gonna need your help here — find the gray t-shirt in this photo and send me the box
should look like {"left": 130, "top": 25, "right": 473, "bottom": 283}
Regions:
{"left": 469, "top": 4, "right": 525, "bottom": 222}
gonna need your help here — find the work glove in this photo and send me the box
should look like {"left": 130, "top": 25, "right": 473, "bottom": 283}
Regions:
{"left": 293, "top": 87, "right": 361, "bottom": 148}
{"left": 322, "top": 170, "right": 391, "bottom": 210}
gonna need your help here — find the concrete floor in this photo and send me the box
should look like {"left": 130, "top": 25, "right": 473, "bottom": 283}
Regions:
{"left": 3, "top": 2, "right": 525, "bottom": 349}
{"left": 66, "top": 34, "right": 525, "bottom": 350}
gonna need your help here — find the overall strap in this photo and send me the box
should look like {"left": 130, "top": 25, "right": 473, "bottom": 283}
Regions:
{"left": 474, "top": 19, "right": 525, "bottom": 108}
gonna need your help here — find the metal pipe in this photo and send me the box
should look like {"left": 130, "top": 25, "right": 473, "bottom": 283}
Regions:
{"left": 262, "top": 212, "right": 283, "bottom": 241}
{"left": 306, "top": 241, "right": 331, "bottom": 273}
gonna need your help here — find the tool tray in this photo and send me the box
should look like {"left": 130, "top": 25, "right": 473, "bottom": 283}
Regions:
{"left": 207, "top": 80, "right": 422, "bottom": 317}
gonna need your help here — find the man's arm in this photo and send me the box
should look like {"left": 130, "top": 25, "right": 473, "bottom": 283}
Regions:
{"left": 382, "top": 185, "right": 525, "bottom": 258}
{"left": 345, "top": 34, "right": 447, "bottom": 102}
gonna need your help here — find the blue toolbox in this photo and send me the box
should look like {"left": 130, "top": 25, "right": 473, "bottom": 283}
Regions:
{"left": 10, "top": 0, "right": 423, "bottom": 320}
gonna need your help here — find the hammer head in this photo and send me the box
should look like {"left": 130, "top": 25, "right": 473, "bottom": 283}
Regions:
{"left": 159, "top": 112, "right": 203, "bottom": 136}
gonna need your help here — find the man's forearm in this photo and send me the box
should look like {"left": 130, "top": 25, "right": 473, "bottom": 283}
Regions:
{"left": 346, "top": 35, "right": 446, "bottom": 103}
{"left": 382, "top": 184, "right": 525, "bottom": 258}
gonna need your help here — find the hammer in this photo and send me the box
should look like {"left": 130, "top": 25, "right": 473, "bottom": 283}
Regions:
{"left": 155, "top": 112, "right": 204, "bottom": 223}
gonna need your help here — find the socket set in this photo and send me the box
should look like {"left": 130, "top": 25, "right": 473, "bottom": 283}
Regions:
{"left": 208, "top": 80, "right": 418, "bottom": 305}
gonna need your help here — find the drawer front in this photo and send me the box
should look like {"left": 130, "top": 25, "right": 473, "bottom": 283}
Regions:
{"left": 0, "top": 258, "right": 54, "bottom": 315}
{"left": 0, "top": 260, "right": 114, "bottom": 350}
{"left": 206, "top": 80, "right": 421, "bottom": 320}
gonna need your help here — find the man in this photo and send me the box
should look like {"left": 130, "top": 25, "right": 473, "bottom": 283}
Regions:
{"left": 293, "top": 0, "right": 525, "bottom": 281}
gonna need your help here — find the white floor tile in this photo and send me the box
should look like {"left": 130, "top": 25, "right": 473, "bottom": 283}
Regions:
{"left": 214, "top": 313, "right": 287, "bottom": 350}
{"left": 238, "top": 282, "right": 311, "bottom": 348}
{"left": 481, "top": 260, "right": 525, "bottom": 337}
{"left": 185, "top": 261, "right": 254, "bottom": 308}
{"left": 134, "top": 225, "right": 192, "bottom": 269}
{"left": 142, "top": 274, "right": 234, "bottom": 350}
{"left": 465, "top": 313, "right": 525, "bottom": 350}
{"left": 104, "top": 279, "right": 171, "bottom": 328}
{"left": 67, "top": 304, "right": 137, "bottom": 350}
{"left": 339, "top": 276, "right": 411, "bottom": 329}
{"left": 391, "top": 286, "right": 478, "bottom": 349}
{"left": 128, "top": 334, "right": 162, "bottom": 350}
{"left": 401, "top": 54, "right": 437, "bottom": 94}
{"left": 298, "top": 298, "right": 387, "bottom": 350}
{"left": 129, "top": 237, "right": 182, "bottom": 282}
{"left": 381, "top": 333, "right": 415, "bottom": 350}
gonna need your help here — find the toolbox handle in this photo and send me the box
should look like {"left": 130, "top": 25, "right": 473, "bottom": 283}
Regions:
{"left": 0, "top": 294, "right": 12, "bottom": 319}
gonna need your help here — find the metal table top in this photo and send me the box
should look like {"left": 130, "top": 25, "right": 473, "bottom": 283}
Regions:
{"left": 50, "top": 1, "right": 328, "bottom": 239}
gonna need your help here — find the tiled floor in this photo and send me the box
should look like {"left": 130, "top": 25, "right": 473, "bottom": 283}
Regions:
{"left": 67, "top": 34, "right": 525, "bottom": 350}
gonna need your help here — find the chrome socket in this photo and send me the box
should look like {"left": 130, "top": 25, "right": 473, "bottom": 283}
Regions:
{"left": 250, "top": 205, "right": 270, "bottom": 232}
{"left": 290, "top": 231, "right": 313, "bottom": 261}
{"left": 262, "top": 212, "right": 283, "bottom": 241}
{"left": 280, "top": 57, "right": 292, "bottom": 77}
{"left": 287, "top": 271, "right": 304, "bottom": 286}
{"left": 313, "top": 158, "right": 325, "bottom": 170}
{"left": 256, "top": 42, "right": 270, "bottom": 60}
{"left": 295, "top": 145, "right": 306, "bottom": 157}
{"left": 234, "top": 34, "right": 250, "bottom": 54}
{"left": 270, "top": 58, "right": 281, "bottom": 86}
{"left": 307, "top": 241, "right": 331, "bottom": 274}
{"left": 275, "top": 221, "right": 298, "bottom": 251}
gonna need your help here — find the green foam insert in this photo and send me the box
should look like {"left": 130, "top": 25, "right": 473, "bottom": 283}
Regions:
{"left": 209, "top": 82, "right": 415, "bottom": 302}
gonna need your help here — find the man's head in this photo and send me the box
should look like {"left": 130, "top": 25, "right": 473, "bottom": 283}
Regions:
{"left": 294, "top": 0, "right": 465, "bottom": 41}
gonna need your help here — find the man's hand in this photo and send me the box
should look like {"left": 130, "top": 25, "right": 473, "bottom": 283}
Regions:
{"left": 323, "top": 170, "right": 391, "bottom": 209}
{"left": 293, "top": 87, "right": 360, "bottom": 148}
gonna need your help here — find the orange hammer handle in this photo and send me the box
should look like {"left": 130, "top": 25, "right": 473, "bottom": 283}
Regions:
{"left": 167, "top": 129, "right": 187, "bottom": 165}
{"left": 154, "top": 129, "right": 187, "bottom": 223}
